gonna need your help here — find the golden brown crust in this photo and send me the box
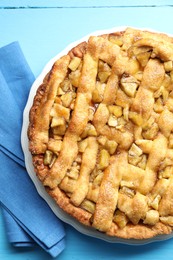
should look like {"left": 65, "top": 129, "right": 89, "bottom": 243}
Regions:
{"left": 28, "top": 27, "right": 173, "bottom": 240}
{"left": 28, "top": 55, "right": 71, "bottom": 154}
{"left": 68, "top": 41, "right": 87, "bottom": 58}
{"left": 47, "top": 186, "right": 172, "bottom": 240}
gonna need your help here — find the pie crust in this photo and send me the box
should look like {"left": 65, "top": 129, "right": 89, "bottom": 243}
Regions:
{"left": 28, "top": 27, "right": 173, "bottom": 239}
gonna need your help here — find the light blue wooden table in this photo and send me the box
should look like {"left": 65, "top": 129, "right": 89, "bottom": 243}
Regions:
{"left": 1, "top": 1, "right": 173, "bottom": 259}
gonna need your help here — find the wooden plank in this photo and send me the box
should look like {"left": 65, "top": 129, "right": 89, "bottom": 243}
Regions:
{"left": 0, "top": 6, "right": 173, "bottom": 77}
{"left": 0, "top": 0, "right": 173, "bottom": 8}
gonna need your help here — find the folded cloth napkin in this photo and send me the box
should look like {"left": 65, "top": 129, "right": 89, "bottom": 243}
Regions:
{"left": 1, "top": 206, "right": 35, "bottom": 247}
{"left": 0, "top": 42, "right": 66, "bottom": 257}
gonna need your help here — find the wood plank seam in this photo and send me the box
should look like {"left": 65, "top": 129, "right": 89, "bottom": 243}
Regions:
{"left": 1, "top": 5, "right": 173, "bottom": 9}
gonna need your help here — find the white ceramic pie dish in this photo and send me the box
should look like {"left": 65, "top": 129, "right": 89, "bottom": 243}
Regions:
{"left": 21, "top": 26, "right": 173, "bottom": 245}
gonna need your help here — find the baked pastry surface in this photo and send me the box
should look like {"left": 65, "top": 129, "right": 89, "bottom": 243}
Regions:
{"left": 28, "top": 27, "right": 173, "bottom": 239}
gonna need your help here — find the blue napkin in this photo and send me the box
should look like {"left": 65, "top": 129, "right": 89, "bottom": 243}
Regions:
{"left": 1, "top": 206, "right": 35, "bottom": 247}
{"left": 0, "top": 42, "right": 66, "bottom": 257}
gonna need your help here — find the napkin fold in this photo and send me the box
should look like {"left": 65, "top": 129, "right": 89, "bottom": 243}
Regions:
{"left": 1, "top": 206, "right": 35, "bottom": 247}
{"left": 0, "top": 42, "right": 66, "bottom": 257}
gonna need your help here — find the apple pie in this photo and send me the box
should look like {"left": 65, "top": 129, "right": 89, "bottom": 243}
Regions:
{"left": 28, "top": 27, "right": 173, "bottom": 239}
